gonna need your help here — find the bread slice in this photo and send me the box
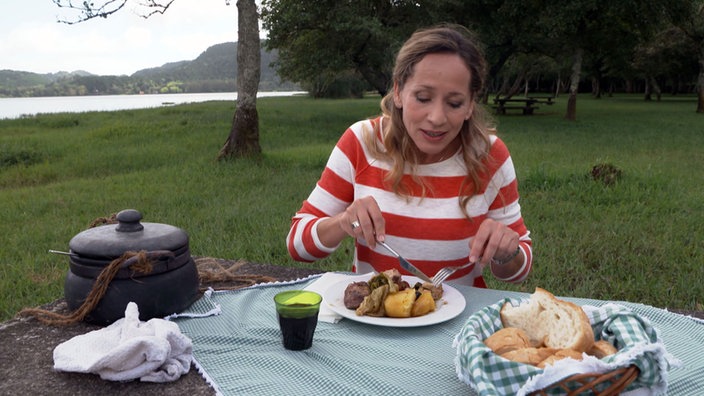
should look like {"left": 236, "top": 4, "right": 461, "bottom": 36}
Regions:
{"left": 500, "top": 288, "right": 594, "bottom": 352}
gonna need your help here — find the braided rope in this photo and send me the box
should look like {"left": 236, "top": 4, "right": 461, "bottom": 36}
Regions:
{"left": 18, "top": 251, "right": 153, "bottom": 326}
{"left": 194, "top": 257, "right": 276, "bottom": 290}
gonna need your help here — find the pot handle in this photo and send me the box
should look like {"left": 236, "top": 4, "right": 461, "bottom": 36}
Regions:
{"left": 115, "top": 209, "right": 144, "bottom": 232}
{"left": 119, "top": 250, "right": 176, "bottom": 270}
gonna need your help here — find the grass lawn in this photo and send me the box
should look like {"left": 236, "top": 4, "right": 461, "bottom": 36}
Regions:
{"left": 0, "top": 93, "right": 702, "bottom": 321}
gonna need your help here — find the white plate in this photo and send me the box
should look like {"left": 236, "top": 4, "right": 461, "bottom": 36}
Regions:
{"left": 322, "top": 275, "right": 466, "bottom": 327}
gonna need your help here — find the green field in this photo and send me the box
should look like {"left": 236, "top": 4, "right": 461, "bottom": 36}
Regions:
{"left": 1, "top": 94, "right": 702, "bottom": 322}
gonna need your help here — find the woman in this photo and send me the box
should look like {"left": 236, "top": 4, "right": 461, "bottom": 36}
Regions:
{"left": 286, "top": 25, "right": 532, "bottom": 287}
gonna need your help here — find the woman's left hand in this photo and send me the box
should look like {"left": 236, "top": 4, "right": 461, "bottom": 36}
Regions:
{"left": 469, "top": 219, "right": 519, "bottom": 268}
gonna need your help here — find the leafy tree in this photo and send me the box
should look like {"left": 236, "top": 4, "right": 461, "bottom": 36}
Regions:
{"left": 666, "top": 0, "right": 704, "bottom": 112}
{"left": 474, "top": 0, "right": 698, "bottom": 111}
{"left": 52, "top": 0, "right": 264, "bottom": 158}
{"left": 520, "top": 1, "right": 669, "bottom": 120}
{"left": 261, "top": 0, "right": 677, "bottom": 121}
{"left": 260, "top": 0, "right": 440, "bottom": 96}
{"left": 448, "top": 0, "right": 554, "bottom": 97}
{"left": 633, "top": 27, "right": 700, "bottom": 100}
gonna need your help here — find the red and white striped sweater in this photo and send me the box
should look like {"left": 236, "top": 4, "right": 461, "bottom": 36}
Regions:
{"left": 287, "top": 116, "right": 532, "bottom": 287}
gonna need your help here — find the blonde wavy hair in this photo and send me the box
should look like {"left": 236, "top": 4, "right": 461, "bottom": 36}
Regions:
{"left": 365, "top": 24, "right": 496, "bottom": 217}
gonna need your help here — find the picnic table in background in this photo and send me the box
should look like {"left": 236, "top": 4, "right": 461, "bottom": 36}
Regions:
{"left": 492, "top": 95, "right": 555, "bottom": 115}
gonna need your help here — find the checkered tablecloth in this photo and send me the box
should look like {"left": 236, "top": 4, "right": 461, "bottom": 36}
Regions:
{"left": 171, "top": 275, "right": 703, "bottom": 396}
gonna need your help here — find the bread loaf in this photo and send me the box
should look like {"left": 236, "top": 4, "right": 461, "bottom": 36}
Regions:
{"left": 501, "top": 347, "right": 558, "bottom": 366}
{"left": 537, "top": 348, "right": 585, "bottom": 368}
{"left": 588, "top": 340, "right": 618, "bottom": 358}
{"left": 500, "top": 288, "right": 594, "bottom": 352}
{"left": 484, "top": 327, "right": 531, "bottom": 355}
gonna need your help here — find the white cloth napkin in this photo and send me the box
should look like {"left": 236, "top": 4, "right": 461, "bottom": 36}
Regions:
{"left": 53, "top": 302, "right": 193, "bottom": 382}
{"left": 304, "top": 272, "right": 374, "bottom": 323}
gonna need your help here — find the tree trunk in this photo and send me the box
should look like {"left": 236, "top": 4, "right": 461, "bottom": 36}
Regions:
{"left": 498, "top": 76, "right": 511, "bottom": 96}
{"left": 357, "top": 64, "right": 390, "bottom": 96}
{"left": 219, "top": 0, "right": 261, "bottom": 159}
{"left": 592, "top": 77, "right": 601, "bottom": 99}
{"left": 650, "top": 76, "right": 662, "bottom": 101}
{"left": 566, "top": 48, "right": 583, "bottom": 121}
{"left": 504, "top": 69, "right": 527, "bottom": 98}
{"left": 672, "top": 76, "right": 680, "bottom": 95}
{"left": 697, "top": 43, "right": 704, "bottom": 113}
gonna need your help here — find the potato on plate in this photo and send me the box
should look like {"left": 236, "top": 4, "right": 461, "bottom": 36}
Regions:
{"left": 384, "top": 288, "right": 416, "bottom": 318}
{"left": 411, "top": 289, "right": 436, "bottom": 317}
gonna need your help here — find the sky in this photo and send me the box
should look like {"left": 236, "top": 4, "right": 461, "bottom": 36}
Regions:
{"left": 0, "top": 0, "right": 243, "bottom": 76}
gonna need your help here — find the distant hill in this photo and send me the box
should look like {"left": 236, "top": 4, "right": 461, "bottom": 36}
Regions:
{"left": 0, "top": 70, "right": 49, "bottom": 89}
{"left": 0, "top": 69, "right": 93, "bottom": 89}
{"left": 0, "top": 42, "right": 298, "bottom": 97}
{"left": 133, "top": 42, "right": 234, "bottom": 80}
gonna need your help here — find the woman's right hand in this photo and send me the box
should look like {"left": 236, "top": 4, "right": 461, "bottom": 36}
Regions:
{"left": 340, "top": 196, "right": 385, "bottom": 248}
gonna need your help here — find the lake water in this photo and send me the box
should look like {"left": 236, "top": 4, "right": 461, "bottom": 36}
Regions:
{"left": 0, "top": 91, "right": 306, "bottom": 120}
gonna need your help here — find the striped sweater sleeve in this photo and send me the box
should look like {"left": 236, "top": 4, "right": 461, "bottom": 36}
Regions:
{"left": 484, "top": 136, "right": 533, "bottom": 283}
{"left": 286, "top": 120, "right": 370, "bottom": 262}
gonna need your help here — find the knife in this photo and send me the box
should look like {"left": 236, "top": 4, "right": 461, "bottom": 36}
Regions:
{"left": 378, "top": 241, "right": 433, "bottom": 283}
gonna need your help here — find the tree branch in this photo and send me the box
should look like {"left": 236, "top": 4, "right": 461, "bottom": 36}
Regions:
{"left": 137, "top": 0, "right": 176, "bottom": 19}
{"left": 52, "top": 0, "right": 178, "bottom": 24}
{"left": 52, "top": 0, "right": 128, "bottom": 24}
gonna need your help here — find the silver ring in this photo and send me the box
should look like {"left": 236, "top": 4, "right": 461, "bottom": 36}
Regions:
{"left": 351, "top": 220, "right": 361, "bottom": 229}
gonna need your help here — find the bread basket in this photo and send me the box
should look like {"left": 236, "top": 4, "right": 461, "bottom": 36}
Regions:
{"left": 528, "top": 365, "right": 639, "bottom": 395}
{"left": 453, "top": 298, "right": 675, "bottom": 396}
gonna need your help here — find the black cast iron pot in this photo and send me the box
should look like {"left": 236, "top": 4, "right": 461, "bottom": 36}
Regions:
{"left": 64, "top": 209, "right": 200, "bottom": 325}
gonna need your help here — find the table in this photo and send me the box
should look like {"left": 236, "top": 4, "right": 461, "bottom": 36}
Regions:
{"left": 173, "top": 274, "right": 704, "bottom": 396}
{"left": 2, "top": 261, "right": 701, "bottom": 395}
{"left": 528, "top": 96, "right": 555, "bottom": 105}
{"left": 492, "top": 96, "right": 555, "bottom": 115}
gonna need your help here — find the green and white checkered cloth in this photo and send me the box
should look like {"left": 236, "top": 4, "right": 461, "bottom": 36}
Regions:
{"left": 453, "top": 297, "right": 681, "bottom": 396}
{"left": 171, "top": 277, "right": 701, "bottom": 395}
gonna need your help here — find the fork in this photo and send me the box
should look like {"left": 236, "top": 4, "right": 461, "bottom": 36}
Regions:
{"left": 432, "top": 262, "right": 473, "bottom": 287}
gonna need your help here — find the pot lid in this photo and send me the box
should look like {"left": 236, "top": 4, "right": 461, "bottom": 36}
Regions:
{"left": 68, "top": 209, "right": 189, "bottom": 259}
